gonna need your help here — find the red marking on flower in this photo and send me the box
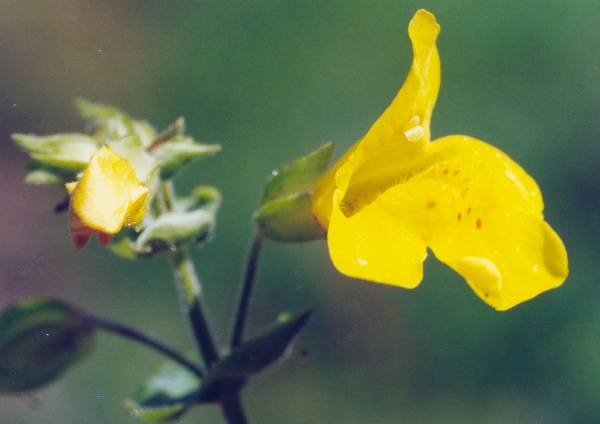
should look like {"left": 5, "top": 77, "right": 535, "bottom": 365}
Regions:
{"left": 476, "top": 218, "right": 482, "bottom": 229}
{"left": 457, "top": 213, "right": 462, "bottom": 221}
{"left": 426, "top": 201, "right": 436, "bottom": 209}
{"left": 443, "top": 169, "right": 449, "bottom": 175}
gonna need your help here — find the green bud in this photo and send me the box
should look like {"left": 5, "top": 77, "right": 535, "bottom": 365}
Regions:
{"left": 255, "top": 142, "right": 334, "bottom": 242}
{"left": 11, "top": 133, "right": 101, "bottom": 172}
{"left": 0, "top": 299, "right": 94, "bottom": 393}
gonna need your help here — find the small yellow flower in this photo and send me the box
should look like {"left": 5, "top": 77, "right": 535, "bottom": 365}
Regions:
{"left": 312, "top": 9, "right": 568, "bottom": 310}
{"left": 66, "top": 146, "right": 148, "bottom": 250}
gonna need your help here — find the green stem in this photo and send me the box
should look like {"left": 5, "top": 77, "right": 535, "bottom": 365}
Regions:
{"left": 159, "top": 180, "right": 220, "bottom": 367}
{"left": 167, "top": 247, "right": 220, "bottom": 367}
{"left": 158, "top": 180, "right": 250, "bottom": 423}
{"left": 84, "top": 313, "right": 205, "bottom": 379}
{"left": 220, "top": 382, "right": 248, "bottom": 424}
{"left": 230, "top": 226, "right": 266, "bottom": 348}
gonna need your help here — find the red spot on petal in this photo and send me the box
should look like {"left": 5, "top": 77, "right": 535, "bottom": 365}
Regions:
{"left": 467, "top": 207, "right": 472, "bottom": 214}
{"left": 457, "top": 213, "right": 462, "bottom": 221}
{"left": 476, "top": 219, "right": 482, "bottom": 229}
{"left": 443, "top": 169, "right": 449, "bottom": 175}
{"left": 426, "top": 201, "right": 436, "bottom": 209}
{"left": 453, "top": 170, "right": 459, "bottom": 175}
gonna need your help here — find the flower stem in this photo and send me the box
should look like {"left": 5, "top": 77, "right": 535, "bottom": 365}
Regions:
{"left": 159, "top": 180, "right": 220, "bottom": 367}
{"left": 220, "top": 382, "right": 248, "bottom": 424}
{"left": 230, "top": 226, "right": 266, "bottom": 348}
{"left": 83, "top": 312, "right": 205, "bottom": 379}
{"left": 167, "top": 247, "right": 220, "bottom": 367}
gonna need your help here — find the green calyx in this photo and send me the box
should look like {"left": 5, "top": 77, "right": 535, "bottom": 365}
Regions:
{"left": 254, "top": 142, "right": 335, "bottom": 242}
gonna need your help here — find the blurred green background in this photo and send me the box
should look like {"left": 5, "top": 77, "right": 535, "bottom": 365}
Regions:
{"left": 1, "top": 0, "right": 599, "bottom": 422}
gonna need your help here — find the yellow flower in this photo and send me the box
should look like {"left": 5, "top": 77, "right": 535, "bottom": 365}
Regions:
{"left": 65, "top": 146, "right": 148, "bottom": 250}
{"left": 312, "top": 9, "right": 568, "bottom": 310}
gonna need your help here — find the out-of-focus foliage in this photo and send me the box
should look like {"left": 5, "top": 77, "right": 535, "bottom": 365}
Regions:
{"left": 1, "top": 1, "right": 599, "bottom": 423}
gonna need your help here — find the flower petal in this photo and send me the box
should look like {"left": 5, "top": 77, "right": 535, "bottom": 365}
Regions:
{"left": 69, "top": 146, "right": 148, "bottom": 235}
{"left": 313, "top": 9, "right": 440, "bottom": 227}
{"left": 368, "top": 135, "right": 568, "bottom": 310}
{"left": 326, "top": 190, "right": 427, "bottom": 288}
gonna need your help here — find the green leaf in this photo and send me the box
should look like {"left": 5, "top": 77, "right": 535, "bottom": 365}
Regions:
{"left": 12, "top": 133, "right": 100, "bottom": 171}
{"left": 0, "top": 299, "right": 94, "bottom": 393}
{"left": 135, "top": 210, "right": 216, "bottom": 254}
{"left": 125, "top": 358, "right": 201, "bottom": 422}
{"left": 254, "top": 192, "right": 326, "bottom": 242}
{"left": 151, "top": 135, "right": 221, "bottom": 180}
{"left": 260, "top": 142, "right": 335, "bottom": 205}
{"left": 199, "top": 308, "right": 312, "bottom": 400}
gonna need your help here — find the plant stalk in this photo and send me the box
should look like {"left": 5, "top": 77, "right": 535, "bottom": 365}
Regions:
{"left": 220, "top": 382, "right": 248, "bottom": 424}
{"left": 167, "top": 247, "right": 220, "bottom": 367}
{"left": 84, "top": 312, "right": 205, "bottom": 379}
{"left": 230, "top": 226, "right": 265, "bottom": 348}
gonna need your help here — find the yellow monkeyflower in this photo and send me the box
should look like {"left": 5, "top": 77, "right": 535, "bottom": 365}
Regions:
{"left": 66, "top": 146, "right": 148, "bottom": 250}
{"left": 312, "top": 9, "right": 568, "bottom": 310}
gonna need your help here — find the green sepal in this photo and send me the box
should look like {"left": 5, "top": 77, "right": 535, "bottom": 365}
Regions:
{"left": 108, "top": 135, "right": 157, "bottom": 182}
{"left": 108, "top": 187, "right": 221, "bottom": 259}
{"left": 23, "top": 163, "right": 74, "bottom": 185}
{"left": 125, "top": 358, "right": 202, "bottom": 422}
{"left": 75, "top": 99, "right": 158, "bottom": 147}
{"left": 107, "top": 231, "right": 143, "bottom": 260}
{"left": 11, "top": 133, "right": 101, "bottom": 172}
{"left": 135, "top": 210, "right": 216, "bottom": 254}
{"left": 75, "top": 98, "right": 134, "bottom": 140}
{"left": 199, "top": 308, "right": 313, "bottom": 401}
{"left": 255, "top": 142, "right": 334, "bottom": 242}
{"left": 152, "top": 135, "right": 221, "bottom": 180}
{"left": 260, "top": 142, "right": 334, "bottom": 204}
{"left": 254, "top": 192, "right": 325, "bottom": 242}
{"left": 0, "top": 298, "right": 94, "bottom": 393}
{"left": 173, "top": 186, "right": 221, "bottom": 215}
